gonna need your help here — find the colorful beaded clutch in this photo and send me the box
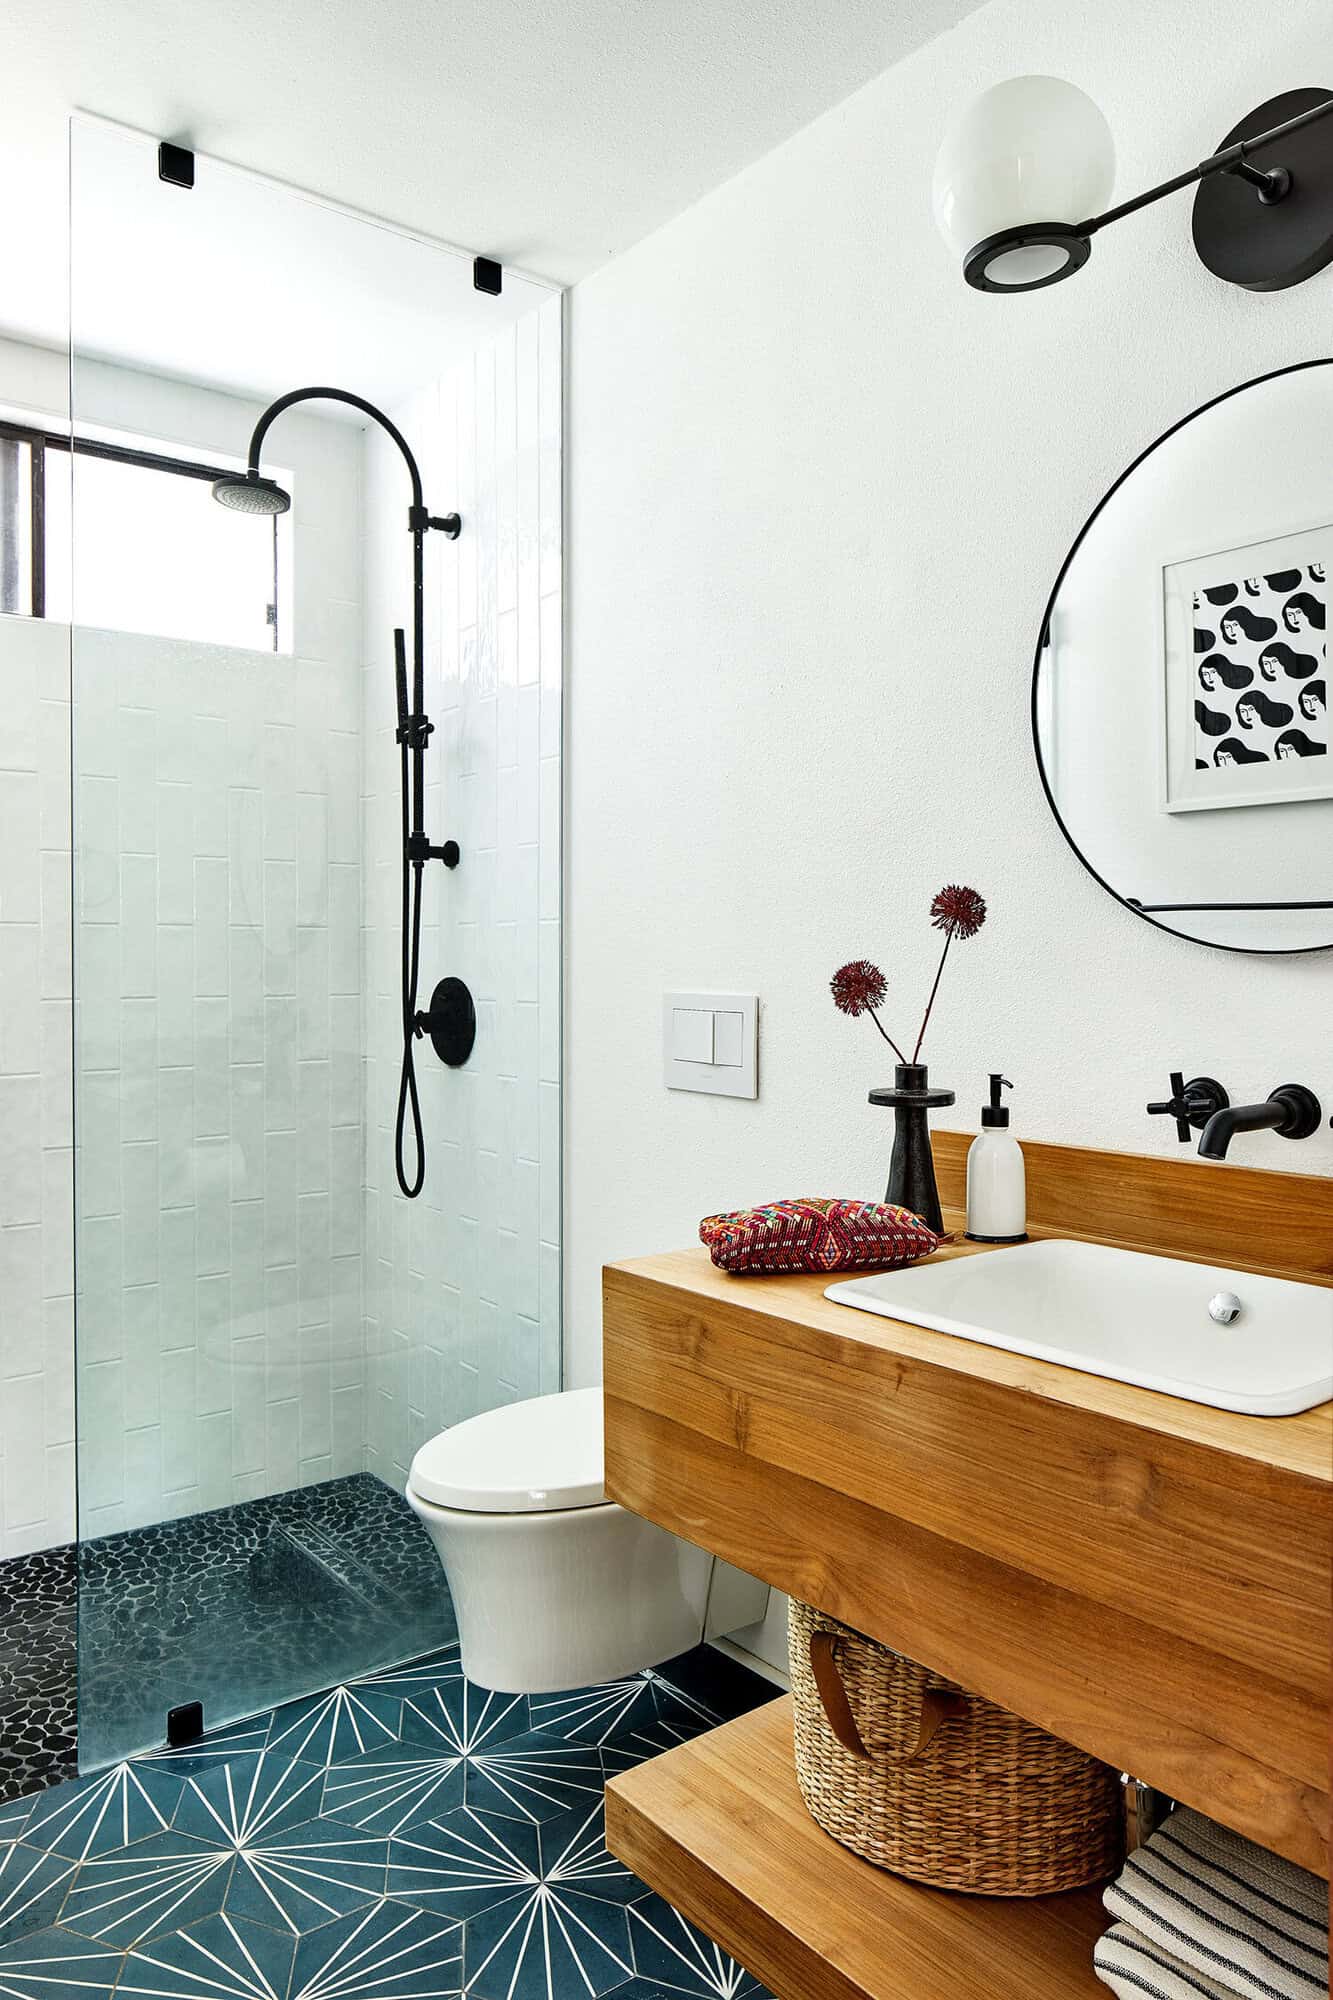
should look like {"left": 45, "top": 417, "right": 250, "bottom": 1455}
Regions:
{"left": 699, "top": 1197, "right": 941, "bottom": 1276}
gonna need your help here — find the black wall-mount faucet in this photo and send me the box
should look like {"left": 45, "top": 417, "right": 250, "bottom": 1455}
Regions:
{"left": 1147, "top": 1069, "right": 1322, "bottom": 1159}
{"left": 1196, "top": 1085, "right": 1322, "bottom": 1160}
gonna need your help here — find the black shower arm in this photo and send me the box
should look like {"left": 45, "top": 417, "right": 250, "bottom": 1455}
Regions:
{"left": 246, "top": 384, "right": 437, "bottom": 525}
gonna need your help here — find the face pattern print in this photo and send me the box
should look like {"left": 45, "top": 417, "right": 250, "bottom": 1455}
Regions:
{"left": 1193, "top": 564, "right": 1328, "bottom": 772}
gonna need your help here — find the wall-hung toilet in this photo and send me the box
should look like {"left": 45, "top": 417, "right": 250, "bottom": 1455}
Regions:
{"left": 405, "top": 1387, "right": 767, "bottom": 1694}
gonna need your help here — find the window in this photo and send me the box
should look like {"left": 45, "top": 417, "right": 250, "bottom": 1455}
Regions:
{"left": 0, "top": 417, "right": 293, "bottom": 655}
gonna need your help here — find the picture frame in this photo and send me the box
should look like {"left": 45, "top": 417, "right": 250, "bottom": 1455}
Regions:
{"left": 1161, "top": 520, "right": 1330, "bottom": 812}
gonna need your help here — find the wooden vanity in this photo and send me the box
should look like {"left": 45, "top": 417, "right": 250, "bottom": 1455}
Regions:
{"left": 600, "top": 1136, "right": 1333, "bottom": 2000}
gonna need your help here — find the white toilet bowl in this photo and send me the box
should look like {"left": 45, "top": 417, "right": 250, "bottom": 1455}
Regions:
{"left": 405, "top": 1387, "right": 766, "bottom": 1694}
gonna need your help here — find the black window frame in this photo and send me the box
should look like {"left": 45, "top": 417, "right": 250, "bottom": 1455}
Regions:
{"left": 0, "top": 416, "right": 281, "bottom": 648}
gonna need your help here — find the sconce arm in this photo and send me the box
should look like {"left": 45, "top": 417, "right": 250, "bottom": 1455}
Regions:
{"left": 1080, "top": 92, "right": 1333, "bottom": 239}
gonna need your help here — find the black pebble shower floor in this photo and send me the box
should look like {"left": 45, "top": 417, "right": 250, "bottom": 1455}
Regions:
{"left": 1, "top": 1473, "right": 453, "bottom": 1799}
{"left": 0, "top": 1546, "right": 78, "bottom": 1803}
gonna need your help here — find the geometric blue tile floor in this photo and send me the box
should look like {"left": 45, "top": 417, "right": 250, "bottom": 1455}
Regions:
{"left": 0, "top": 1642, "right": 781, "bottom": 1998}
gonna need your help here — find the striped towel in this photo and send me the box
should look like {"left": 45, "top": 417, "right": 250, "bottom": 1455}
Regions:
{"left": 1101, "top": 1807, "right": 1328, "bottom": 2000}
{"left": 1095, "top": 1921, "right": 1243, "bottom": 2000}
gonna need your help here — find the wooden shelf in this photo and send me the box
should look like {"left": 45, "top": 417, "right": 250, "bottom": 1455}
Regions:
{"left": 605, "top": 1696, "right": 1109, "bottom": 2000}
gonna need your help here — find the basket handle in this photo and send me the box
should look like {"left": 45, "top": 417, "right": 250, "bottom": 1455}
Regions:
{"left": 809, "top": 1631, "right": 967, "bottom": 1763}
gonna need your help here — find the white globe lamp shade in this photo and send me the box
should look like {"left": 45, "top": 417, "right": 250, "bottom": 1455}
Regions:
{"left": 932, "top": 76, "right": 1116, "bottom": 290}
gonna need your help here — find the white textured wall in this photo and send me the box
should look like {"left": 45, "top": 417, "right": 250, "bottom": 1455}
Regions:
{"left": 0, "top": 347, "right": 363, "bottom": 1553}
{"left": 362, "top": 296, "right": 563, "bottom": 1490}
{"left": 565, "top": 0, "right": 1333, "bottom": 1409}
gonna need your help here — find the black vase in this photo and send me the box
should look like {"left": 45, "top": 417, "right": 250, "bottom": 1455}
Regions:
{"left": 868, "top": 1063, "right": 956, "bottom": 1236}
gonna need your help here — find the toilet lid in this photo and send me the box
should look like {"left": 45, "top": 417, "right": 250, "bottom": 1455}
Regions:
{"left": 407, "top": 1387, "right": 607, "bottom": 1514}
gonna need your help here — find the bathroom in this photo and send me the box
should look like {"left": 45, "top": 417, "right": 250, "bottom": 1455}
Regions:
{"left": 1, "top": 0, "right": 1329, "bottom": 1996}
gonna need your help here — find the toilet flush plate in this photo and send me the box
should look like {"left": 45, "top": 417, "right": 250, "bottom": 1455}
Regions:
{"left": 664, "top": 992, "right": 758, "bottom": 1098}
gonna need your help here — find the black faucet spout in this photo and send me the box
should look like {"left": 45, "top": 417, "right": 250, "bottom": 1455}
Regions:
{"left": 1198, "top": 1100, "right": 1284, "bottom": 1159}
{"left": 1198, "top": 1083, "right": 1322, "bottom": 1159}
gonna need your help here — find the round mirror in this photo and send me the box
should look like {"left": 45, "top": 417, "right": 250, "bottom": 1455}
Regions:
{"left": 1033, "top": 360, "right": 1331, "bottom": 954}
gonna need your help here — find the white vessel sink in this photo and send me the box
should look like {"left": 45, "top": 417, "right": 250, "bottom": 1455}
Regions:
{"left": 825, "top": 1238, "right": 1333, "bottom": 1416}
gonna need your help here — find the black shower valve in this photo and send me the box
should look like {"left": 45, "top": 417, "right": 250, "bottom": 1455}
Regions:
{"left": 415, "top": 977, "right": 477, "bottom": 1068}
{"left": 1146, "top": 1070, "right": 1230, "bottom": 1143}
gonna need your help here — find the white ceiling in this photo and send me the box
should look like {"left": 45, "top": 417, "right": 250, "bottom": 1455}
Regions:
{"left": 67, "top": 121, "right": 554, "bottom": 409}
{"left": 4, "top": 0, "right": 984, "bottom": 359}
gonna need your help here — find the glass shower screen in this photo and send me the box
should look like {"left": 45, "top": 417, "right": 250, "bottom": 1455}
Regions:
{"left": 69, "top": 118, "right": 563, "bottom": 1768}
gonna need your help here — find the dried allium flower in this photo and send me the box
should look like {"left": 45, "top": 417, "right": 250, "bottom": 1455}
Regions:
{"left": 830, "top": 960, "right": 888, "bottom": 1017}
{"left": 929, "top": 884, "right": 987, "bottom": 940}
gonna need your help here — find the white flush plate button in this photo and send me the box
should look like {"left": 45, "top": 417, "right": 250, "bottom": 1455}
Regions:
{"left": 672, "top": 1008, "right": 715, "bottom": 1064}
{"left": 663, "top": 993, "right": 758, "bottom": 1098}
{"left": 712, "top": 1010, "right": 745, "bottom": 1067}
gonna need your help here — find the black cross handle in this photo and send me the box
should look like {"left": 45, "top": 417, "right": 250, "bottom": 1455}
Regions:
{"left": 1146, "top": 1072, "right": 1230, "bottom": 1143}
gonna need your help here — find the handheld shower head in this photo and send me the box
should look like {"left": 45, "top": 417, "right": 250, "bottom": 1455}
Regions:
{"left": 211, "top": 470, "right": 291, "bottom": 516}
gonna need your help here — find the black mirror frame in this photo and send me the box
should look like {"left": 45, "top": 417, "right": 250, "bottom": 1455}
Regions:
{"left": 1030, "top": 355, "right": 1333, "bottom": 958}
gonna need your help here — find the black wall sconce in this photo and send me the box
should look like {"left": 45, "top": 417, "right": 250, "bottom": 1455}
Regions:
{"left": 933, "top": 77, "right": 1333, "bottom": 294}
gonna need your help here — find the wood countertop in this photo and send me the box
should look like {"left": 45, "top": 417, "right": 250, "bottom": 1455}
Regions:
{"left": 606, "top": 1233, "right": 1332, "bottom": 1483}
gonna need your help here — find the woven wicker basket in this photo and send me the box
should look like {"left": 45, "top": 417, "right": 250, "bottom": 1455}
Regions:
{"left": 789, "top": 1599, "right": 1125, "bottom": 1896}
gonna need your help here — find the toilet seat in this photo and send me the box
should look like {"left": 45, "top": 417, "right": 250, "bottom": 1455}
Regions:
{"left": 407, "top": 1386, "right": 605, "bottom": 1515}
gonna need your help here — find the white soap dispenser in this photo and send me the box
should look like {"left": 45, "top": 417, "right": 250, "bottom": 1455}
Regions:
{"left": 965, "top": 1074, "right": 1028, "bottom": 1244}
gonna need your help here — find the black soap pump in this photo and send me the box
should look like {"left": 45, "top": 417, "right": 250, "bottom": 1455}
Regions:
{"left": 965, "top": 1074, "right": 1028, "bottom": 1244}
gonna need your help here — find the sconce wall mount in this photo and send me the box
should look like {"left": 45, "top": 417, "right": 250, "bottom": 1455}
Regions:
{"left": 1192, "top": 87, "right": 1333, "bottom": 291}
{"left": 935, "top": 77, "right": 1333, "bottom": 295}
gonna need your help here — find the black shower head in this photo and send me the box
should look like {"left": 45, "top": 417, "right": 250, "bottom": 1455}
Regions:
{"left": 211, "top": 470, "right": 291, "bottom": 516}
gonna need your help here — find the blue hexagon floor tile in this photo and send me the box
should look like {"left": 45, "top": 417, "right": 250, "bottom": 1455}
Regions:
{"left": 8, "top": 1632, "right": 781, "bottom": 2000}
{"left": 347, "top": 1647, "right": 462, "bottom": 1703}
{"left": 119, "top": 1908, "right": 295, "bottom": 2000}
{"left": 0, "top": 1845, "right": 76, "bottom": 1947}
{"left": 543, "top": 1803, "right": 649, "bottom": 1912}
{"left": 265, "top": 1684, "right": 402, "bottom": 1770}
{"left": 289, "top": 1897, "right": 462, "bottom": 2000}
{"left": 224, "top": 1817, "right": 389, "bottom": 1935}
{"left": 0, "top": 1923, "right": 122, "bottom": 2000}
{"left": 22, "top": 1760, "right": 184, "bottom": 1862}
{"left": 59, "top": 1829, "right": 233, "bottom": 1950}
{"left": 600, "top": 1713, "right": 722, "bottom": 1781}
{"left": 529, "top": 1670, "right": 720, "bottom": 1751}
{"left": 398, "top": 1665, "right": 529, "bottom": 1761}
{"left": 0, "top": 1798, "right": 35, "bottom": 1849}
{"left": 175, "top": 1751, "right": 326, "bottom": 1849}
{"left": 387, "top": 1805, "right": 543, "bottom": 1922}
{"left": 464, "top": 1729, "right": 607, "bottom": 1826}
{"left": 627, "top": 1895, "right": 765, "bottom": 1997}
{"left": 320, "top": 1743, "right": 466, "bottom": 1837}
{"left": 652, "top": 1649, "right": 781, "bottom": 1727}
{"left": 464, "top": 1877, "right": 635, "bottom": 2000}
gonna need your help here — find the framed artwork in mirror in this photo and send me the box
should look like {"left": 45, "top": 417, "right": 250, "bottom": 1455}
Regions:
{"left": 1162, "top": 522, "right": 1330, "bottom": 812}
